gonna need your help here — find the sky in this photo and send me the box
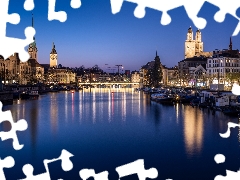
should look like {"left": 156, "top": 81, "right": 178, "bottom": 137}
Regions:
{"left": 6, "top": 0, "right": 240, "bottom": 72}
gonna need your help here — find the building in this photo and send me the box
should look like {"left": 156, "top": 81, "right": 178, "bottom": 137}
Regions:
{"left": 189, "top": 64, "right": 207, "bottom": 87}
{"left": 206, "top": 39, "right": 240, "bottom": 88}
{"left": 167, "top": 66, "right": 179, "bottom": 86}
{"left": 47, "top": 68, "right": 76, "bottom": 84}
{"left": 185, "top": 27, "right": 212, "bottom": 59}
{"left": 140, "top": 60, "right": 155, "bottom": 87}
{"left": 178, "top": 56, "right": 207, "bottom": 86}
{"left": 131, "top": 71, "right": 140, "bottom": 83}
{"left": 0, "top": 15, "right": 44, "bottom": 85}
{"left": 161, "top": 65, "right": 168, "bottom": 86}
{"left": 47, "top": 44, "right": 76, "bottom": 84}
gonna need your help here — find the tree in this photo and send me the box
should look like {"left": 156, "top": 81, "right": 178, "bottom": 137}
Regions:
{"left": 226, "top": 72, "right": 240, "bottom": 84}
{"left": 147, "top": 52, "right": 163, "bottom": 88}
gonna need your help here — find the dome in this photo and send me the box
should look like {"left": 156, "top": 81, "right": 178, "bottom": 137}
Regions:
{"left": 188, "top": 26, "right": 192, "bottom": 33}
{"left": 50, "top": 42, "right": 57, "bottom": 54}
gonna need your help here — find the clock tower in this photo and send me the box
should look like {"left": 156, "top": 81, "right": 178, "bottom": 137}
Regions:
{"left": 28, "top": 14, "right": 38, "bottom": 60}
{"left": 195, "top": 29, "right": 203, "bottom": 54}
{"left": 185, "top": 26, "right": 195, "bottom": 59}
{"left": 50, "top": 42, "right": 58, "bottom": 68}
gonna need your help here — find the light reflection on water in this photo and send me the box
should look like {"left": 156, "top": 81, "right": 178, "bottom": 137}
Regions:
{"left": 1, "top": 88, "right": 240, "bottom": 179}
{"left": 184, "top": 106, "right": 204, "bottom": 157}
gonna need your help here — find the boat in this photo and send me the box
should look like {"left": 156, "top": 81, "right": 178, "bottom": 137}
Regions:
{"left": 28, "top": 90, "right": 39, "bottom": 99}
{"left": 20, "top": 90, "right": 40, "bottom": 100}
{"left": 155, "top": 94, "right": 174, "bottom": 104}
{"left": 12, "top": 91, "right": 20, "bottom": 99}
{"left": 222, "top": 106, "right": 240, "bottom": 116}
{"left": 0, "top": 91, "right": 13, "bottom": 105}
{"left": 150, "top": 93, "right": 160, "bottom": 101}
{"left": 20, "top": 91, "right": 29, "bottom": 100}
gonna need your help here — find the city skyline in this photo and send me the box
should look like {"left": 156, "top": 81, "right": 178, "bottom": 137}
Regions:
{"left": 7, "top": 0, "right": 240, "bottom": 71}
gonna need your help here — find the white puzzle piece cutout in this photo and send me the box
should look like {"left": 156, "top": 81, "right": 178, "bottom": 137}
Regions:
{"left": 219, "top": 122, "right": 240, "bottom": 138}
{"left": 214, "top": 155, "right": 240, "bottom": 180}
{"left": 48, "top": 0, "right": 82, "bottom": 22}
{"left": 24, "top": 0, "right": 35, "bottom": 11}
{"left": 110, "top": 0, "right": 240, "bottom": 36}
{"left": 0, "top": 102, "right": 28, "bottom": 150}
{"left": 79, "top": 169, "right": 109, "bottom": 180}
{"left": 0, "top": 156, "right": 15, "bottom": 180}
{"left": 19, "top": 149, "right": 74, "bottom": 180}
{"left": 116, "top": 159, "right": 158, "bottom": 180}
{"left": 232, "top": 84, "right": 240, "bottom": 96}
{"left": 0, "top": 0, "right": 35, "bottom": 62}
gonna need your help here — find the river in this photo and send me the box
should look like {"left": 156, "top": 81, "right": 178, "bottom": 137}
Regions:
{"left": 1, "top": 88, "right": 239, "bottom": 180}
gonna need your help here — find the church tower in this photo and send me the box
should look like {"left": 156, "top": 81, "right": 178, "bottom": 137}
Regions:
{"left": 195, "top": 29, "right": 203, "bottom": 54}
{"left": 185, "top": 26, "right": 195, "bottom": 59}
{"left": 28, "top": 14, "right": 38, "bottom": 61}
{"left": 50, "top": 42, "right": 58, "bottom": 68}
{"left": 229, "top": 37, "right": 232, "bottom": 50}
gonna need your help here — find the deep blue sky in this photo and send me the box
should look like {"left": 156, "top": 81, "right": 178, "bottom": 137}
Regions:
{"left": 7, "top": 0, "right": 240, "bottom": 71}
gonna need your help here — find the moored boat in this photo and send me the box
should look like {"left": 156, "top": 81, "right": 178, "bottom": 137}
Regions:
{"left": 155, "top": 94, "right": 174, "bottom": 104}
{"left": 222, "top": 106, "right": 240, "bottom": 116}
{"left": 0, "top": 91, "right": 13, "bottom": 105}
{"left": 28, "top": 90, "right": 39, "bottom": 99}
{"left": 20, "top": 91, "right": 29, "bottom": 100}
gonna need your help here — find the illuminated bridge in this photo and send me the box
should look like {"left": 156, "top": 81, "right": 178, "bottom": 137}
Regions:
{"left": 78, "top": 82, "right": 140, "bottom": 87}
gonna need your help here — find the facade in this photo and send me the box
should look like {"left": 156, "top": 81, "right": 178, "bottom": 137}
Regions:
{"left": 131, "top": 71, "right": 140, "bottom": 83}
{"left": 161, "top": 65, "right": 168, "bottom": 86}
{"left": 185, "top": 27, "right": 212, "bottom": 59}
{"left": 47, "top": 68, "right": 76, "bottom": 84}
{"left": 167, "top": 66, "right": 179, "bottom": 86}
{"left": 206, "top": 47, "right": 240, "bottom": 88}
{"left": 178, "top": 57, "right": 208, "bottom": 86}
{"left": 140, "top": 61, "right": 155, "bottom": 87}
{"left": 189, "top": 64, "right": 207, "bottom": 87}
{"left": 0, "top": 16, "right": 44, "bottom": 85}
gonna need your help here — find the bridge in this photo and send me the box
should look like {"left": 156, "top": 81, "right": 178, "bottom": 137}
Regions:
{"left": 78, "top": 82, "right": 140, "bottom": 87}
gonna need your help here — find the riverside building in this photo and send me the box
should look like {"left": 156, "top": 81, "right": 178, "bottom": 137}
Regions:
{"left": 0, "top": 15, "right": 44, "bottom": 85}
{"left": 206, "top": 38, "right": 240, "bottom": 88}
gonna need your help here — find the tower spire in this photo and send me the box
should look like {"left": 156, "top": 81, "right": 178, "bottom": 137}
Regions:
{"left": 32, "top": 13, "right": 33, "bottom": 27}
{"left": 32, "top": 13, "right": 35, "bottom": 41}
{"left": 229, "top": 37, "right": 232, "bottom": 50}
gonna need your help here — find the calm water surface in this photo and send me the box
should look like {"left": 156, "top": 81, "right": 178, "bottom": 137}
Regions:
{"left": 1, "top": 88, "right": 240, "bottom": 180}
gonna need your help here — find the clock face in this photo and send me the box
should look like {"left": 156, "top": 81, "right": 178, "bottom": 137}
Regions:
{"left": 188, "top": 35, "right": 192, "bottom": 40}
{"left": 51, "top": 54, "right": 56, "bottom": 60}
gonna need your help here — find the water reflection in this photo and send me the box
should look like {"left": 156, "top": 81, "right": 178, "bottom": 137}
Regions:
{"left": 79, "top": 91, "right": 83, "bottom": 123}
{"left": 29, "top": 101, "right": 39, "bottom": 149}
{"left": 175, "top": 103, "right": 179, "bottom": 123}
{"left": 238, "top": 117, "right": 240, "bottom": 143}
{"left": 184, "top": 106, "right": 204, "bottom": 157}
{"left": 50, "top": 93, "right": 58, "bottom": 133}
{"left": 71, "top": 92, "right": 74, "bottom": 121}
{"left": 92, "top": 89, "right": 96, "bottom": 123}
{"left": 5, "top": 89, "right": 239, "bottom": 162}
{"left": 108, "top": 90, "right": 111, "bottom": 122}
{"left": 122, "top": 91, "right": 126, "bottom": 121}
{"left": 65, "top": 91, "right": 68, "bottom": 122}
